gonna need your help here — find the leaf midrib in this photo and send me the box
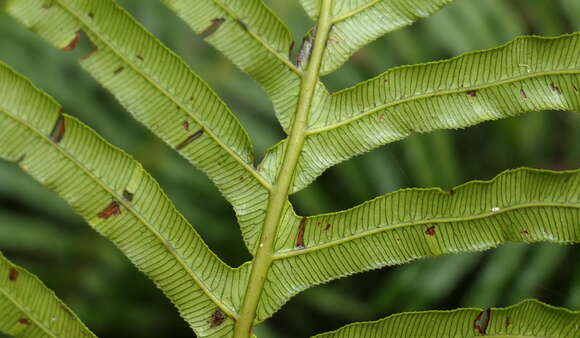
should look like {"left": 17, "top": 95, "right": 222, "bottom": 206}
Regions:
{"left": 54, "top": 0, "right": 272, "bottom": 191}
{"left": 0, "top": 282, "right": 59, "bottom": 338}
{"left": 332, "top": 0, "right": 380, "bottom": 23}
{"left": 272, "top": 202, "right": 579, "bottom": 260}
{"left": 211, "top": 0, "right": 302, "bottom": 76}
{"left": 1, "top": 108, "right": 238, "bottom": 320}
{"left": 307, "top": 68, "right": 580, "bottom": 134}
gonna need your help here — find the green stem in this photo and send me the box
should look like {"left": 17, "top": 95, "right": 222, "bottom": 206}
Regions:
{"left": 233, "top": 1, "right": 334, "bottom": 336}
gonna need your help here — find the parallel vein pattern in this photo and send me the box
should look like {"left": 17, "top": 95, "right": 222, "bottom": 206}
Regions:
{"left": 256, "top": 168, "right": 580, "bottom": 321}
{"left": 312, "top": 299, "right": 580, "bottom": 337}
{"left": 0, "top": 252, "right": 96, "bottom": 338}
{"left": 6, "top": 0, "right": 272, "bottom": 253}
{"left": 260, "top": 33, "right": 580, "bottom": 193}
{"left": 0, "top": 62, "right": 249, "bottom": 337}
{"left": 162, "top": 0, "right": 302, "bottom": 131}
{"left": 299, "top": 0, "right": 457, "bottom": 75}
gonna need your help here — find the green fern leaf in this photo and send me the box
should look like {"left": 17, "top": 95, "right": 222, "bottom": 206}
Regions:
{"left": 0, "top": 61, "right": 247, "bottom": 337}
{"left": 0, "top": 252, "right": 96, "bottom": 338}
{"left": 256, "top": 168, "right": 580, "bottom": 321}
{"left": 5, "top": 0, "right": 273, "bottom": 253}
{"left": 260, "top": 33, "right": 580, "bottom": 193}
{"left": 299, "top": 0, "right": 457, "bottom": 75}
{"left": 312, "top": 299, "right": 580, "bottom": 337}
{"left": 161, "top": 0, "right": 303, "bottom": 130}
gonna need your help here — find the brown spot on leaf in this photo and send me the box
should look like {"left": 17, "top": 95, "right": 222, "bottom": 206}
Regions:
{"left": 176, "top": 129, "right": 204, "bottom": 150}
{"left": 235, "top": 19, "right": 249, "bottom": 31}
{"left": 182, "top": 121, "right": 190, "bottom": 131}
{"left": 239, "top": 176, "right": 246, "bottom": 182}
{"left": 49, "top": 114, "right": 65, "bottom": 144}
{"left": 520, "top": 88, "right": 528, "bottom": 99}
{"left": 113, "top": 67, "right": 125, "bottom": 75}
{"left": 209, "top": 309, "right": 226, "bottom": 328}
{"left": 550, "top": 83, "right": 561, "bottom": 94}
{"left": 136, "top": 55, "right": 144, "bottom": 61}
{"left": 288, "top": 40, "right": 295, "bottom": 59}
{"left": 296, "top": 217, "right": 307, "bottom": 248}
{"left": 201, "top": 18, "right": 225, "bottom": 39}
{"left": 447, "top": 189, "right": 455, "bottom": 196}
{"left": 63, "top": 32, "right": 81, "bottom": 51}
{"left": 505, "top": 317, "right": 511, "bottom": 328}
{"left": 466, "top": 90, "right": 477, "bottom": 97}
{"left": 425, "top": 226, "right": 436, "bottom": 236}
{"left": 16, "top": 154, "right": 26, "bottom": 164}
{"left": 18, "top": 318, "right": 30, "bottom": 326}
{"left": 97, "top": 201, "right": 121, "bottom": 219}
{"left": 323, "top": 223, "right": 331, "bottom": 232}
{"left": 474, "top": 308, "right": 491, "bottom": 335}
{"left": 122, "top": 190, "right": 134, "bottom": 202}
{"left": 521, "top": 229, "right": 529, "bottom": 235}
{"left": 9, "top": 268, "right": 18, "bottom": 281}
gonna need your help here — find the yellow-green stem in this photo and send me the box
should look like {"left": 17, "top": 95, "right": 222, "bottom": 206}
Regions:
{"left": 233, "top": 1, "right": 334, "bottom": 336}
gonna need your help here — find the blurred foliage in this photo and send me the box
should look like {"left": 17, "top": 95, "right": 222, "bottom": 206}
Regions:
{"left": 0, "top": 0, "right": 578, "bottom": 337}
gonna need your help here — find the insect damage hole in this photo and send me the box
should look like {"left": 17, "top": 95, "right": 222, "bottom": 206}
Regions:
{"left": 122, "top": 190, "right": 134, "bottom": 202}
{"left": 425, "top": 226, "right": 436, "bottom": 236}
{"left": 200, "top": 18, "right": 226, "bottom": 39}
{"left": 296, "top": 217, "right": 307, "bottom": 248}
{"left": 62, "top": 32, "right": 81, "bottom": 51}
{"left": 49, "top": 114, "right": 65, "bottom": 144}
{"left": 176, "top": 129, "right": 204, "bottom": 150}
{"left": 474, "top": 308, "right": 491, "bottom": 335}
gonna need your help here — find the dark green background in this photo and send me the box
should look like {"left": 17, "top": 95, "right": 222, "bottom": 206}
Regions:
{"left": 0, "top": 0, "right": 579, "bottom": 337}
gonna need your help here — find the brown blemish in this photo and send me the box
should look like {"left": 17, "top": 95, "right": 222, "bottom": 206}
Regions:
{"left": 425, "top": 226, "right": 436, "bottom": 237}
{"left": 505, "top": 317, "right": 511, "bottom": 328}
{"left": 448, "top": 188, "right": 455, "bottom": 196}
{"left": 378, "top": 113, "right": 385, "bottom": 122}
{"left": 18, "top": 318, "right": 30, "bottom": 326}
{"left": 9, "top": 268, "right": 18, "bottom": 281}
{"left": 296, "top": 25, "right": 317, "bottom": 69}
{"left": 521, "top": 229, "right": 529, "bottom": 235}
{"left": 474, "top": 308, "right": 491, "bottom": 335}
{"left": 323, "top": 223, "right": 331, "bottom": 232}
{"left": 239, "top": 176, "right": 246, "bottom": 182}
{"left": 209, "top": 309, "right": 226, "bottom": 328}
{"left": 49, "top": 114, "right": 65, "bottom": 144}
{"left": 97, "top": 201, "right": 121, "bottom": 219}
{"left": 63, "top": 32, "right": 81, "bottom": 51}
{"left": 136, "top": 55, "right": 144, "bottom": 61}
{"left": 550, "top": 83, "right": 561, "bottom": 94}
{"left": 288, "top": 40, "right": 295, "bottom": 59}
{"left": 520, "top": 88, "right": 528, "bottom": 99}
{"left": 16, "top": 154, "right": 26, "bottom": 164}
{"left": 122, "top": 190, "right": 134, "bottom": 202}
{"left": 113, "top": 67, "right": 125, "bottom": 75}
{"left": 296, "top": 217, "right": 307, "bottom": 248}
{"left": 182, "top": 121, "right": 190, "bottom": 131}
{"left": 235, "top": 18, "right": 249, "bottom": 31}
{"left": 176, "top": 129, "right": 204, "bottom": 150}
{"left": 466, "top": 90, "right": 477, "bottom": 97}
{"left": 200, "top": 18, "right": 226, "bottom": 39}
